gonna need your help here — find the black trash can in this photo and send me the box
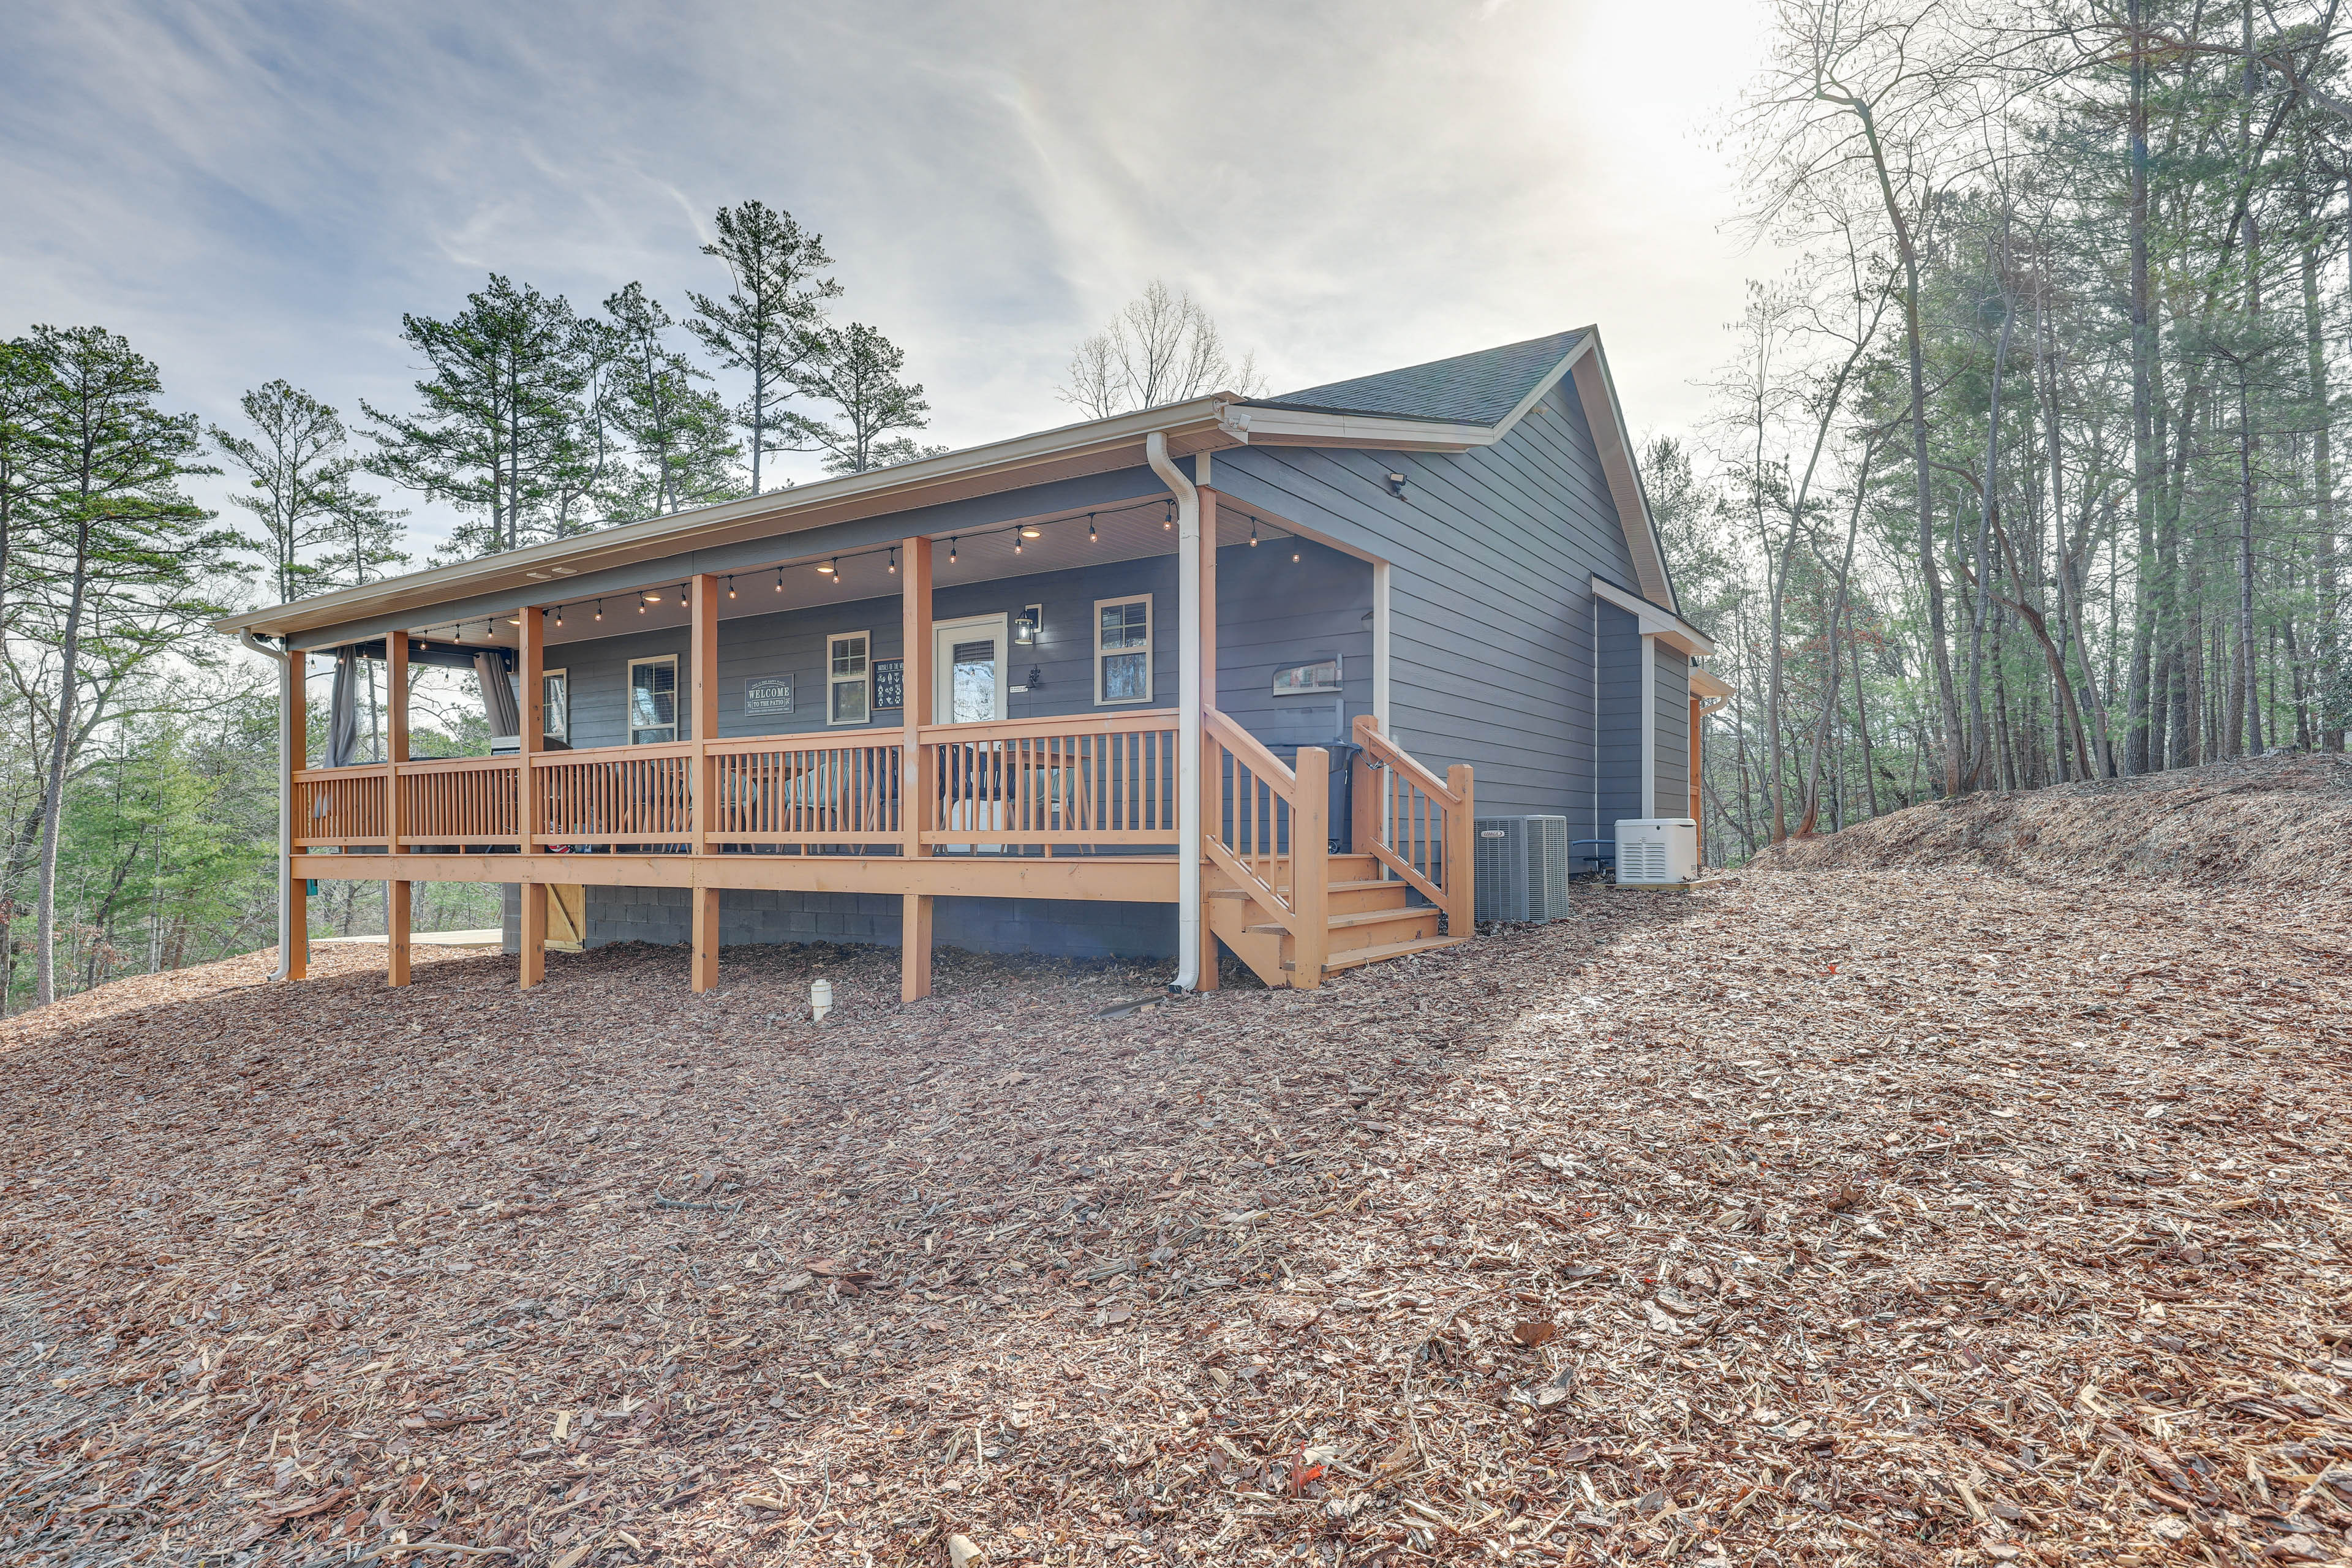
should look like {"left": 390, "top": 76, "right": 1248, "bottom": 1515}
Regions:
{"left": 1273, "top": 738, "right": 1362, "bottom": 853}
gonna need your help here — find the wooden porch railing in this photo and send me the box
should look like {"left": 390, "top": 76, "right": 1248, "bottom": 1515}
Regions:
{"left": 707, "top": 735, "right": 902, "bottom": 848}
{"left": 1203, "top": 709, "right": 1329, "bottom": 979}
{"left": 290, "top": 711, "right": 1471, "bottom": 946}
{"left": 922, "top": 710, "right": 1180, "bottom": 848}
{"left": 1352, "top": 714, "right": 1474, "bottom": 933}
{"left": 534, "top": 743, "right": 693, "bottom": 848}
{"left": 292, "top": 768, "right": 388, "bottom": 848}
{"left": 402, "top": 755, "right": 521, "bottom": 848}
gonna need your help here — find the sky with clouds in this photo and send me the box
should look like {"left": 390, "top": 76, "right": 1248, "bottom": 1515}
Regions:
{"left": 2, "top": 0, "right": 1787, "bottom": 560}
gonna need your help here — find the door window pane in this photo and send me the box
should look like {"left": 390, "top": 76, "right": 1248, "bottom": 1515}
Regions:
{"left": 951, "top": 638, "right": 997, "bottom": 723}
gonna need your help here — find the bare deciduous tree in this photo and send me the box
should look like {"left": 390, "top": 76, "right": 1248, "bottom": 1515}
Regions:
{"left": 1057, "top": 281, "right": 1265, "bottom": 417}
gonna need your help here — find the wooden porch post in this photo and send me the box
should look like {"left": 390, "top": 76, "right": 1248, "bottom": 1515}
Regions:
{"left": 386, "top": 631, "right": 410, "bottom": 987}
{"left": 1446, "top": 764, "right": 1475, "bottom": 934}
{"left": 516, "top": 608, "right": 545, "bottom": 989}
{"left": 519, "top": 608, "right": 544, "bottom": 847}
{"left": 284, "top": 649, "right": 307, "bottom": 981}
{"left": 519, "top": 883, "right": 547, "bottom": 987}
{"left": 690, "top": 573, "right": 720, "bottom": 992}
{"left": 900, "top": 535, "right": 933, "bottom": 1001}
{"left": 1290, "top": 747, "right": 1330, "bottom": 988}
{"left": 1349, "top": 714, "right": 1380, "bottom": 856}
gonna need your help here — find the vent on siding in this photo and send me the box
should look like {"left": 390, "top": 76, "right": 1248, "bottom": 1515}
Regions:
{"left": 1474, "top": 815, "right": 1570, "bottom": 923}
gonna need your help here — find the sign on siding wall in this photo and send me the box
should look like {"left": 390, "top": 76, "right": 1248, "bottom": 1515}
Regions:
{"left": 745, "top": 674, "right": 794, "bottom": 717}
{"left": 875, "top": 658, "right": 903, "bottom": 711}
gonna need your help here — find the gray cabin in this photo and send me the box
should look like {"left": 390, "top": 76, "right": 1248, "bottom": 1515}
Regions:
{"left": 218, "top": 326, "right": 1723, "bottom": 1000}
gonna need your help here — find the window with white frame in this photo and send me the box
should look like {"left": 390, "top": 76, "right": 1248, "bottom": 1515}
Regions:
{"left": 541, "top": 668, "right": 569, "bottom": 742}
{"left": 1095, "top": 595, "right": 1152, "bottom": 704}
{"left": 828, "top": 631, "right": 871, "bottom": 725}
{"left": 628, "top": 655, "right": 677, "bottom": 744}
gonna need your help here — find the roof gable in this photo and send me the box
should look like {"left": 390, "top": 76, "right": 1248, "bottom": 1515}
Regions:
{"left": 1251, "top": 328, "right": 1589, "bottom": 426}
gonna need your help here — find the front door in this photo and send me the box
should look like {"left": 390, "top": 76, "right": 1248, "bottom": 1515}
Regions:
{"left": 933, "top": 614, "right": 1008, "bottom": 725}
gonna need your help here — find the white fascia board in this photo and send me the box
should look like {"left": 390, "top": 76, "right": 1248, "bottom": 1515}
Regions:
{"left": 1591, "top": 575, "right": 1716, "bottom": 656}
{"left": 1229, "top": 407, "right": 1491, "bottom": 449}
{"left": 1567, "top": 337, "right": 1676, "bottom": 610}
{"left": 216, "top": 394, "right": 1240, "bottom": 642}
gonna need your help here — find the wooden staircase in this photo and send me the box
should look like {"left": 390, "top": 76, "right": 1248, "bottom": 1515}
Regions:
{"left": 1201, "top": 711, "right": 1475, "bottom": 990}
{"left": 1205, "top": 854, "right": 1464, "bottom": 987}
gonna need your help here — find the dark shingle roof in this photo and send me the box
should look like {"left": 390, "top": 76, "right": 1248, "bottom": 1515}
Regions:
{"left": 1247, "top": 328, "right": 1589, "bottom": 426}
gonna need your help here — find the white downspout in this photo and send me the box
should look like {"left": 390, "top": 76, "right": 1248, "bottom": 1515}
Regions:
{"left": 241, "top": 631, "right": 297, "bottom": 981}
{"left": 1145, "top": 431, "right": 1202, "bottom": 993}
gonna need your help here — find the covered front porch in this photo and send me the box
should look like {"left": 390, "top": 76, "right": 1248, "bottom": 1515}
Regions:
{"left": 282, "top": 483, "right": 1472, "bottom": 999}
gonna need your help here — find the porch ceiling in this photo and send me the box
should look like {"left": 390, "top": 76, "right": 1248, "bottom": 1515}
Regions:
{"left": 393, "top": 496, "right": 1302, "bottom": 653}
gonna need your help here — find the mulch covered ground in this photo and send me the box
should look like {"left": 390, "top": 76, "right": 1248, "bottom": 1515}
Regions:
{"left": 0, "top": 861, "right": 2348, "bottom": 1567}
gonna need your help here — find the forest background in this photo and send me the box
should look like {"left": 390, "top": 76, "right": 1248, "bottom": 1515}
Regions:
{"left": 6, "top": 0, "right": 2349, "bottom": 1010}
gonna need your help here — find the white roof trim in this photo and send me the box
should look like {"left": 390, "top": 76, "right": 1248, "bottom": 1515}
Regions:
{"left": 1568, "top": 339, "right": 1675, "bottom": 609}
{"left": 1591, "top": 575, "right": 1715, "bottom": 656}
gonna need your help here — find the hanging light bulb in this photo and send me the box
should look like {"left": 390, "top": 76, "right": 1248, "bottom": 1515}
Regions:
{"left": 1087, "top": 512, "right": 1097, "bottom": 542}
{"left": 1292, "top": 549, "right": 1302, "bottom": 562}
{"left": 726, "top": 576, "right": 737, "bottom": 599}
{"left": 554, "top": 604, "right": 564, "bottom": 627}
{"left": 773, "top": 568, "right": 783, "bottom": 592}
{"left": 949, "top": 537, "right": 958, "bottom": 563}
{"left": 594, "top": 600, "right": 604, "bottom": 622}
{"left": 888, "top": 548, "right": 898, "bottom": 575}
{"left": 1013, "top": 532, "right": 1023, "bottom": 554}
{"left": 638, "top": 592, "right": 649, "bottom": 614}
{"left": 1163, "top": 500, "right": 1174, "bottom": 530}
{"left": 1248, "top": 516, "right": 1259, "bottom": 547}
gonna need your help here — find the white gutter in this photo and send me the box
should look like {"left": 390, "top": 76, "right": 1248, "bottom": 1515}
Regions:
{"left": 1145, "top": 431, "right": 1202, "bottom": 993}
{"left": 239, "top": 631, "right": 297, "bottom": 982}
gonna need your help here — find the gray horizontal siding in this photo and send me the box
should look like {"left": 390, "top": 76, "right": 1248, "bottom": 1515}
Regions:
{"left": 1654, "top": 653, "right": 1690, "bottom": 818}
{"left": 1212, "top": 378, "right": 1642, "bottom": 821}
{"left": 536, "top": 549, "right": 1365, "bottom": 755}
{"left": 1596, "top": 602, "right": 1642, "bottom": 846}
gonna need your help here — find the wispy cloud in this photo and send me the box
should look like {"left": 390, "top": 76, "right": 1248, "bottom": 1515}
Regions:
{"left": 2, "top": 0, "right": 1783, "bottom": 554}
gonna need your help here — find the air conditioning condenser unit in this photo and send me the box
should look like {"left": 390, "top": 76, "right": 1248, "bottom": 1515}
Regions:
{"left": 1475, "top": 815, "right": 1570, "bottom": 922}
{"left": 1613, "top": 818, "right": 1698, "bottom": 886}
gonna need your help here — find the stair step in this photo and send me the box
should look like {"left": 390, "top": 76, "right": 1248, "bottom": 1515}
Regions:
{"left": 1243, "top": 907, "right": 1430, "bottom": 937}
{"left": 1208, "top": 878, "right": 1403, "bottom": 900}
{"left": 1281, "top": 936, "right": 1467, "bottom": 974}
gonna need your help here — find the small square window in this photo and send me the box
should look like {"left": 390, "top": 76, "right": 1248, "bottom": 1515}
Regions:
{"left": 828, "top": 631, "right": 871, "bottom": 725}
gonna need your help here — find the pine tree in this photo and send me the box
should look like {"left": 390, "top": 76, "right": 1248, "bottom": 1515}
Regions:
{"left": 214, "top": 379, "right": 405, "bottom": 601}
{"left": 685, "top": 200, "right": 840, "bottom": 495}
{"left": 362, "top": 275, "right": 589, "bottom": 557}
{"left": 784, "top": 322, "right": 933, "bottom": 477}
{"left": 601, "top": 284, "right": 743, "bottom": 519}
{"left": 15, "top": 325, "right": 238, "bottom": 1008}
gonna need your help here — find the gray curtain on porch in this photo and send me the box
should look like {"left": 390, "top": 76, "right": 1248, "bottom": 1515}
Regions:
{"left": 326, "top": 648, "right": 361, "bottom": 768}
{"left": 475, "top": 652, "right": 522, "bottom": 739}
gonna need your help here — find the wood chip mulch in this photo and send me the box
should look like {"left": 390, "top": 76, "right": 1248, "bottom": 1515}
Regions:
{"left": 0, "top": 864, "right": 2347, "bottom": 1567}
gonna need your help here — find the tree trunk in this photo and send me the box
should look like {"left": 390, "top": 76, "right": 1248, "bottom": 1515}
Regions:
{"left": 32, "top": 519, "right": 92, "bottom": 1009}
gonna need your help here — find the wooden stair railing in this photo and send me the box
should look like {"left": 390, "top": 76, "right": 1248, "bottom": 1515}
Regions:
{"left": 1203, "top": 709, "right": 1329, "bottom": 985}
{"left": 1352, "top": 714, "right": 1474, "bottom": 936}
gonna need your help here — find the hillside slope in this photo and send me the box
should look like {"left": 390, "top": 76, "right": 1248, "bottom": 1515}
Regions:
{"left": 1766, "top": 751, "right": 2352, "bottom": 889}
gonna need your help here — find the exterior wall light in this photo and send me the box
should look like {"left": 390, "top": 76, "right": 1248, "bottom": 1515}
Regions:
{"left": 1386, "top": 470, "right": 1408, "bottom": 497}
{"left": 1014, "top": 605, "right": 1042, "bottom": 645}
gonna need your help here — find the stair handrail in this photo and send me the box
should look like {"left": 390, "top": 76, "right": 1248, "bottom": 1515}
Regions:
{"left": 1202, "top": 708, "right": 1302, "bottom": 933}
{"left": 1352, "top": 715, "right": 1476, "bottom": 935}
